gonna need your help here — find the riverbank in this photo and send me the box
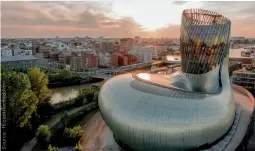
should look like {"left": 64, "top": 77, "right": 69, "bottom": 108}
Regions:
{"left": 50, "top": 80, "right": 103, "bottom": 104}
{"left": 48, "top": 77, "right": 103, "bottom": 89}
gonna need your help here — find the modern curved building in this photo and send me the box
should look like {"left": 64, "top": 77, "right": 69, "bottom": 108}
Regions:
{"left": 98, "top": 9, "right": 254, "bottom": 151}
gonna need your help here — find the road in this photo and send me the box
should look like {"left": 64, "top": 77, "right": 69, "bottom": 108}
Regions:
{"left": 20, "top": 103, "right": 96, "bottom": 151}
{"left": 80, "top": 112, "right": 107, "bottom": 151}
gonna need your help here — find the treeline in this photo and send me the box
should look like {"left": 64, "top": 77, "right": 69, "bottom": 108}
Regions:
{"left": 1, "top": 68, "right": 51, "bottom": 151}
{"left": 47, "top": 69, "right": 99, "bottom": 88}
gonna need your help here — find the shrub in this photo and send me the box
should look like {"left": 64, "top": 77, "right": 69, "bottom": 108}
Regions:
{"left": 47, "top": 144, "right": 58, "bottom": 151}
{"left": 64, "top": 126, "right": 84, "bottom": 138}
{"left": 51, "top": 98, "right": 76, "bottom": 111}
{"left": 74, "top": 142, "right": 82, "bottom": 151}
{"left": 83, "top": 98, "right": 88, "bottom": 105}
{"left": 78, "top": 88, "right": 97, "bottom": 102}
{"left": 63, "top": 126, "right": 84, "bottom": 145}
{"left": 36, "top": 125, "right": 51, "bottom": 146}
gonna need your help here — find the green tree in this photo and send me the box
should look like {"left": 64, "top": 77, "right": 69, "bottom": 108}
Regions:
{"left": 47, "top": 144, "right": 58, "bottom": 151}
{"left": 58, "top": 69, "right": 72, "bottom": 79}
{"left": 28, "top": 68, "right": 51, "bottom": 103}
{"left": 1, "top": 72, "right": 39, "bottom": 127}
{"left": 1, "top": 64, "right": 5, "bottom": 73}
{"left": 93, "top": 91, "right": 99, "bottom": 103}
{"left": 36, "top": 125, "right": 51, "bottom": 145}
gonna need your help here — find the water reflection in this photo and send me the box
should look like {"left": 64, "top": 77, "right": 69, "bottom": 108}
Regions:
{"left": 50, "top": 82, "right": 98, "bottom": 104}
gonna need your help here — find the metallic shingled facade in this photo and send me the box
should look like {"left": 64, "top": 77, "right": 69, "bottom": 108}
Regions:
{"left": 180, "top": 9, "right": 231, "bottom": 74}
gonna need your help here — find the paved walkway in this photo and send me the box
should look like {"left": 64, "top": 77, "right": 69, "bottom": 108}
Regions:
{"left": 80, "top": 112, "right": 106, "bottom": 151}
{"left": 20, "top": 102, "right": 96, "bottom": 151}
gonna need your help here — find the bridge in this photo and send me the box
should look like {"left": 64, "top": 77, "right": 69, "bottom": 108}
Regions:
{"left": 38, "top": 60, "right": 240, "bottom": 80}
{"left": 79, "top": 61, "right": 163, "bottom": 79}
{"left": 88, "top": 61, "right": 242, "bottom": 80}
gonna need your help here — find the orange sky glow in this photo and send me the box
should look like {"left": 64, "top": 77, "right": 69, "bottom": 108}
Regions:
{"left": 1, "top": 1, "right": 255, "bottom": 38}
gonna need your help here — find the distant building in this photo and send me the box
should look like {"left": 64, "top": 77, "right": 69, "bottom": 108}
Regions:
{"left": 57, "top": 42, "right": 69, "bottom": 51}
{"left": 232, "top": 69, "right": 255, "bottom": 90}
{"left": 128, "top": 54, "right": 137, "bottom": 65}
{"left": 134, "top": 36, "right": 140, "bottom": 44}
{"left": 13, "top": 48, "right": 22, "bottom": 56}
{"left": 58, "top": 51, "right": 72, "bottom": 65}
{"left": 24, "top": 42, "right": 32, "bottom": 49}
{"left": 119, "top": 38, "right": 134, "bottom": 53}
{"left": 229, "top": 57, "right": 252, "bottom": 65}
{"left": 151, "top": 46, "right": 167, "bottom": 59}
{"left": 109, "top": 53, "right": 118, "bottom": 68}
{"left": 118, "top": 54, "right": 128, "bottom": 66}
{"left": 118, "top": 54, "right": 137, "bottom": 66}
{"left": 167, "top": 44, "right": 179, "bottom": 51}
{"left": 70, "top": 52, "right": 98, "bottom": 72}
{"left": 231, "top": 37, "right": 246, "bottom": 41}
{"left": 252, "top": 53, "right": 255, "bottom": 66}
{"left": 19, "top": 49, "right": 33, "bottom": 56}
{"left": 1, "top": 55, "right": 38, "bottom": 72}
{"left": 74, "top": 36, "right": 79, "bottom": 42}
{"left": 94, "top": 42, "right": 102, "bottom": 52}
{"left": 128, "top": 47, "right": 153, "bottom": 63}
{"left": 98, "top": 52, "right": 118, "bottom": 68}
{"left": 98, "top": 52, "right": 109, "bottom": 68}
{"left": 32, "top": 43, "right": 40, "bottom": 55}
{"left": 48, "top": 52, "right": 59, "bottom": 62}
{"left": 102, "top": 42, "right": 114, "bottom": 53}
{"left": 35, "top": 45, "right": 54, "bottom": 58}
{"left": 1, "top": 49, "right": 13, "bottom": 56}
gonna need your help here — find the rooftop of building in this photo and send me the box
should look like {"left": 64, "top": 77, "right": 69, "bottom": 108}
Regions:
{"left": 234, "top": 69, "right": 255, "bottom": 74}
{"left": 1, "top": 55, "right": 38, "bottom": 62}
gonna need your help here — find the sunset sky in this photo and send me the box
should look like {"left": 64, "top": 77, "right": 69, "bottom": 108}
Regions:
{"left": 1, "top": 1, "right": 255, "bottom": 38}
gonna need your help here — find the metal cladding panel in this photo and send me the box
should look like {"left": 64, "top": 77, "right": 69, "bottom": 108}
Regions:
{"left": 180, "top": 9, "right": 231, "bottom": 74}
{"left": 99, "top": 70, "right": 235, "bottom": 151}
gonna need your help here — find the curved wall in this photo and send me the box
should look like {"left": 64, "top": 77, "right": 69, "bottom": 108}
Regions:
{"left": 179, "top": 9, "right": 231, "bottom": 93}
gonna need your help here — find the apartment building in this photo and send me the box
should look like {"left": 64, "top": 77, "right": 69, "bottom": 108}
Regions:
{"left": 70, "top": 52, "right": 98, "bottom": 72}
{"left": 128, "top": 47, "right": 153, "bottom": 63}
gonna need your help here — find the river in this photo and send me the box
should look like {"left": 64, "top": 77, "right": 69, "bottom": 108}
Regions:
{"left": 50, "top": 81, "right": 102, "bottom": 104}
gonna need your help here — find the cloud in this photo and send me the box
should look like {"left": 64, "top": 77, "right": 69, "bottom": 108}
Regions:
{"left": 201, "top": 1, "right": 255, "bottom": 20}
{"left": 1, "top": 1, "right": 255, "bottom": 38}
{"left": 172, "top": 1, "right": 188, "bottom": 5}
{"left": 1, "top": 1, "right": 146, "bottom": 38}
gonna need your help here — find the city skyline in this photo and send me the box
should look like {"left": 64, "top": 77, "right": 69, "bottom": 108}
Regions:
{"left": 1, "top": 1, "right": 255, "bottom": 38}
